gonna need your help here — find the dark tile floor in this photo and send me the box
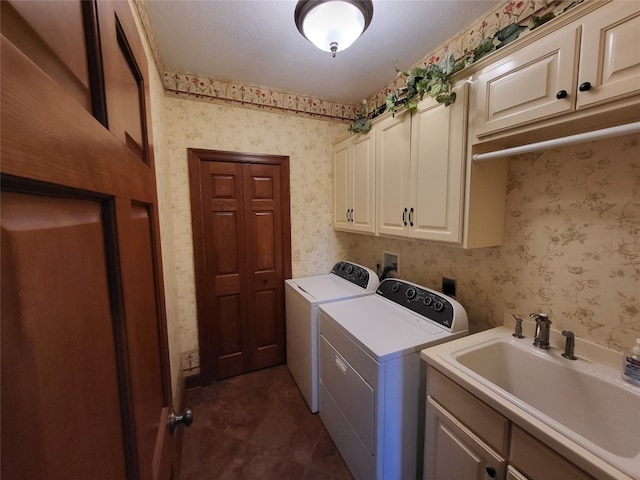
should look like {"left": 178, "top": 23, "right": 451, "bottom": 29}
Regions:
{"left": 180, "top": 364, "right": 354, "bottom": 479}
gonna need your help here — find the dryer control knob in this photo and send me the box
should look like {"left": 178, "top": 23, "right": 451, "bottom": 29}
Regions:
{"left": 391, "top": 283, "right": 400, "bottom": 292}
{"left": 406, "top": 288, "right": 416, "bottom": 299}
{"left": 434, "top": 301, "right": 444, "bottom": 312}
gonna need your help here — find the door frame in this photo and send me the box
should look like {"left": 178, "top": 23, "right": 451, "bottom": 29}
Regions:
{"left": 187, "top": 148, "right": 292, "bottom": 386}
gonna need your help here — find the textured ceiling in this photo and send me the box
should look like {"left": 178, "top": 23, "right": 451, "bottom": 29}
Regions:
{"left": 146, "top": 0, "right": 501, "bottom": 105}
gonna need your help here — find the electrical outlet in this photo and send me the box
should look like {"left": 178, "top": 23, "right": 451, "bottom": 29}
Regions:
{"left": 382, "top": 251, "right": 399, "bottom": 273}
{"left": 442, "top": 277, "right": 456, "bottom": 297}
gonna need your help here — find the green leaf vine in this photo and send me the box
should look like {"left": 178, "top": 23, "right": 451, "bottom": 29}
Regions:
{"left": 347, "top": 0, "right": 574, "bottom": 135}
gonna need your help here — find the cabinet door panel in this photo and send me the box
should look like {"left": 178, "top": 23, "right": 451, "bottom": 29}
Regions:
{"left": 577, "top": 1, "right": 640, "bottom": 108}
{"left": 376, "top": 110, "right": 412, "bottom": 237}
{"left": 411, "top": 85, "right": 466, "bottom": 243}
{"left": 333, "top": 137, "right": 351, "bottom": 230}
{"left": 474, "top": 26, "right": 579, "bottom": 138}
{"left": 351, "top": 132, "right": 376, "bottom": 233}
{"left": 425, "top": 398, "right": 506, "bottom": 480}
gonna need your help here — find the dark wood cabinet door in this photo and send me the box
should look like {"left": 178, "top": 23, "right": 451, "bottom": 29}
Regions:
{"left": 1, "top": 1, "right": 175, "bottom": 479}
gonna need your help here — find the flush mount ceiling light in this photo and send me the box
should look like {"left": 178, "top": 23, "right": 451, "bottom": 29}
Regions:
{"left": 294, "top": 0, "right": 374, "bottom": 58}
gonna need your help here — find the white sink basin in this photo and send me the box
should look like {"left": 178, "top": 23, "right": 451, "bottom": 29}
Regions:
{"left": 423, "top": 326, "right": 640, "bottom": 479}
{"left": 454, "top": 338, "right": 639, "bottom": 458}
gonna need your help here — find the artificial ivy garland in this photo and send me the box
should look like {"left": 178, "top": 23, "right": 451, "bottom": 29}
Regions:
{"left": 348, "top": 1, "right": 569, "bottom": 135}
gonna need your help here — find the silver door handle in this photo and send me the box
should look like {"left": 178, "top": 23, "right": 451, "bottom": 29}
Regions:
{"left": 168, "top": 408, "right": 193, "bottom": 434}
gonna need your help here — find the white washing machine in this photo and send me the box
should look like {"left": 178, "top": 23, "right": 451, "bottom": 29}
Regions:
{"left": 318, "top": 278, "right": 468, "bottom": 480}
{"left": 285, "top": 261, "right": 379, "bottom": 413}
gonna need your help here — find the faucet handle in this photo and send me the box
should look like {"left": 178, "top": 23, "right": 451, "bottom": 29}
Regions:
{"left": 562, "top": 330, "right": 577, "bottom": 360}
{"left": 511, "top": 314, "right": 524, "bottom": 338}
{"left": 530, "top": 312, "right": 551, "bottom": 324}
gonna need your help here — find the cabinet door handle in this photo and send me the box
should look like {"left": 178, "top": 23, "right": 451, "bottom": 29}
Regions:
{"left": 335, "top": 355, "right": 348, "bottom": 374}
{"left": 485, "top": 467, "right": 496, "bottom": 478}
{"left": 346, "top": 209, "right": 349, "bottom": 221}
{"left": 402, "top": 208, "right": 407, "bottom": 226}
{"left": 579, "top": 81, "right": 592, "bottom": 92}
{"left": 409, "top": 207, "right": 414, "bottom": 227}
{"left": 349, "top": 209, "right": 354, "bottom": 222}
{"left": 556, "top": 89, "right": 568, "bottom": 99}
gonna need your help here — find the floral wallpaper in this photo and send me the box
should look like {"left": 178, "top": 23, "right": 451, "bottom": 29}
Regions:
{"left": 162, "top": 97, "right": 348, "bottom": 355}
{"left": 132, "top": 0, "right": 640, "bottom": 380}
{"left": 338, "top": 133, "right": 640, "bottom": 352}
{"left": 131, "top": 2, "right": 184, "bottom": 405}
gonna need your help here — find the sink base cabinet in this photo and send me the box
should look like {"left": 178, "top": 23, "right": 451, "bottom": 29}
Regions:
{"left": 424, "top": 366, "right": 597, "bottom": 480}
{"left": 425, "top": 398, "right": 506, "bottom": 480}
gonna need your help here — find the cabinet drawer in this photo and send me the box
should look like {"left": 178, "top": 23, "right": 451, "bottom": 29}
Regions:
{"left": 427, "top": 367, "right": 509, "bottom": 454}
{"left": 510, "top": 425, "right": 596, "bottom": 480}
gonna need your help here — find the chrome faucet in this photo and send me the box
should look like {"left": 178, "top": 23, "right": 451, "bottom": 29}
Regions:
{"left": 530, "top": 313, "right": 551, "bottom": 349}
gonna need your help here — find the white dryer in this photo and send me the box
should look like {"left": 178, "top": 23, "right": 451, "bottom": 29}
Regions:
{"left": 285, "top": 261, "right": 379, "bottom": 413}
{"left": 318, "top": 278, "right": 468, "bottom": 480}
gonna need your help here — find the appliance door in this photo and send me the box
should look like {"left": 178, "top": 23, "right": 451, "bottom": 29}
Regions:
{"left": 285, "top": 279, "right": 318, "bottom": 412}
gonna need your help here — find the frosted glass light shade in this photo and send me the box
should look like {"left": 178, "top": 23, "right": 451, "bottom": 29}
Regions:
{"left": 295, "top": 1, "right": 373, "bottom": 56}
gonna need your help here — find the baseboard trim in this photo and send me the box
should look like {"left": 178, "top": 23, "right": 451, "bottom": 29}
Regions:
{"left": 185, "top": 372, "right": 202, "bottom": 391}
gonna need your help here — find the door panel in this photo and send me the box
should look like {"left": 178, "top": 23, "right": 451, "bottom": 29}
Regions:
{"left": 97, "top": 0, "right": 148, "bottom": 162}
{"left": 1, "top": 190, "right": 127, "bottom": 480}
{"left": 376, "top": 110, "right": 412, "bottom": 237}
{"left": 1, "top": 0, "right": 175, "bottom": 477}
{"left": 351, "top": 131, "right": 376, "bottom": 232}
{"left": 245, "top": 164, "right": 285, "bottom": 370}
{"left": 333, "top": 137, "right": 351, "bottom": 229}
{"left": 201, "top": 161, "right": 248, "bottom": 378}
{"left": 119, "top": 200, "right": 169, "bottom": 480}
{"left": 189, "top": 150, "right": 291, "bottom": 384}
{"left": 577, "top": 2, "right": 640, "bottom": 108}
{"left": 1, "top": 0, "right": 93, "bottom": 112}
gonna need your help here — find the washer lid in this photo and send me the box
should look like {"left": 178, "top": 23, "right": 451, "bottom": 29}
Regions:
{"left": 289, "top": 274, "right": 374, "bottom": 304}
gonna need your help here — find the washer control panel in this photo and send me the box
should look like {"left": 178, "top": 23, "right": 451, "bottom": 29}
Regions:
{"left": 376, "top": 279, "right": 456, "bottom": 330}
{"left": 331, "top": 262, "right": 373, "bottom": 289}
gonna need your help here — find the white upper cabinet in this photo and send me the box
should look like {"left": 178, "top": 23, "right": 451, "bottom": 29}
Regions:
{"left": 473, "top": 25, "right": 579, "bottom": 138}
{"left": 333, "top": 130, "right": 376, "bottom": 234}
{"left": 376, "top": 108, "right": 412, "bottom": 237}
{"left": 376, "top": 83, "right": 471, "bottom": 245}
{"left": 333, "top": 136, "right": 352, "bottom": 231}
{"left": 410, "top": 87, "right": 467, "bottom": 243}
{"left": 577, "top": 1, "right": 640, "bottom": 109}
{"left": 472, "top": 0, "right": 640, "bottom": 142}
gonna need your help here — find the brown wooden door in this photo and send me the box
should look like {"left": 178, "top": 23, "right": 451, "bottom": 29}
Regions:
{"left": 1, "top": 1, "right": 175, "bottom": 479}
{"left": 189, "top": 150, "right": 291, "bottom": 383}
